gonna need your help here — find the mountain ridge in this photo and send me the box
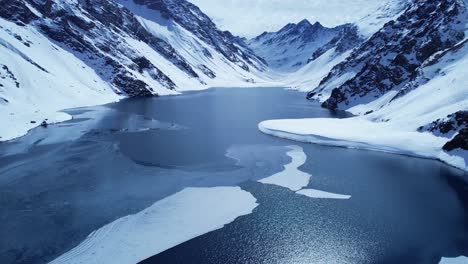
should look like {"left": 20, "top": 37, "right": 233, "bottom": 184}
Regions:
{"left": 248, "top": 19, "right": 362, "bottom": 72}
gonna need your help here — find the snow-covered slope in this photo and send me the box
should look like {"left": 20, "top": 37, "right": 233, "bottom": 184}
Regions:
{"left": 0, "top": 0, "right": 271, "bottom": 141}
{"left": 0, "top": 17, "right": 122, "bottom": 141}
{"left": 117, "top": 0, "right": 267, "bottom": 73}
{"left": 248, "top": 20, "right": 362, "bottom": 72}
{"left": 310, "top": 0, "right": 466, "bottom": 109}
{"left": 247, "top": 0, "right": 410, "bottom": 88}
{"left": 354, "top": 0, "right": 410, "bottom": 37}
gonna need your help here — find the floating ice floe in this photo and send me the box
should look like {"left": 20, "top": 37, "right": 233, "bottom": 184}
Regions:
{"left": 258, "top": 145, "right": 351, "bottom": 199}
{"left": 50, "top": 187, "right": 258, "bottom": 264}
{"left": 296, "top": 189, "right": 351, "bottom": 199}
{"left": 259, "top": 145, "right": 311, "bottom": 191}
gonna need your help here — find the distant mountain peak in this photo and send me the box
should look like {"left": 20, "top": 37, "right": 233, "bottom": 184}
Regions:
{"left": 248, "top": 20, "right": 362, "bottom": 72}
{"left": 312, "top": 21, "right": 323, "bottom": 27}
{"left": 297, "top": 19, "right": 312, "bottom": 27}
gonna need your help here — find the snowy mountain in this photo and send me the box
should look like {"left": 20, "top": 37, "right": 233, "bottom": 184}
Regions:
{"left": 271, "top": 0, "right": 410, "bottom": 92}
{"left": 118, "top": 0, "right": 266, "bottom": 72}
{"left": 0, "top": 0, "right": 270, "bottom": 141}
{"left": 260, "top": 0, "right": 467, "bottom": 169}
{"left": 248, "top": 20, "right": 363, "bottom": 72}
{"left": 309, "top": 0, "right": 466, "bottom": 109}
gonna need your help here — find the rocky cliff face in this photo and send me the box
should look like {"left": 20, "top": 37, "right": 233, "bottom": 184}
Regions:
{"left": 131, "top": 0, "right": 266, "bottom": 72}
{"left": 0, "top": 0, "right": 267, "bottom": 97}
{"left": 420, "top": 111, "right": 468, "bottom": 152}
{"left": 248, "top": 20, "right": 363, "bottom": 72}
{"left": 1, "top": 0, "right": 194, "bottom": 96}
{"left": 309, "top": 0, "right": 466, "bottom": 110}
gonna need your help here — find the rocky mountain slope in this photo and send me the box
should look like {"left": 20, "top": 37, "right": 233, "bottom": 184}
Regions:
{"left": 0, "top": 0, "right": 270, "bottom": 141}
{"left": 120, "top": 0, "right": 266, "bottom": 72}
{"left": 309, "top": 0, "right": 466, "bottom": 109}
{"left": 249, "top": 0, "right": 410, "bottom": 92}
{"left": 248, "top": 20, "right": 363, "bottom": 72}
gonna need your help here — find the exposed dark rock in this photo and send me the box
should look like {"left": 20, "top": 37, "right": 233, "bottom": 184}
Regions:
{"left": 0, "top": 64, "right": 20, "bottom": 88}
{"left": 309, "top": 24, "right": 363, "bottom": 63}
{"left": 419, "top": 111, "right": 468, "bottom": 136}
{"left": 113, "top": 74, "right": 155, "bottom": 97}
{"left": 133, "top": 57, "right": 152, "bottom": 73}
{"left": 393, "top": 38, "right": 468, "bottom": 100}
{"left": 0, "top": 0, "right": 39, "bottom": 25}
{"left": 313, "top": 0, "right": 466, "bottom": 110}
{"left": 443, "top": 128, "right": 468, "bottom": 151}
{"left": 197, "top": 64, "right": 216, "bottom": 79}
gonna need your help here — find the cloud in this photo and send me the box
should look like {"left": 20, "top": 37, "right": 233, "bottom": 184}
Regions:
{"left": 188, "top": 0, "right": 387, "bottom": 38}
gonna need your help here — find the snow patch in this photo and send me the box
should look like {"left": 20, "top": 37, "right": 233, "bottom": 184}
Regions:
{"left": 258, "top": 145, "right": 353, "bottom": 199}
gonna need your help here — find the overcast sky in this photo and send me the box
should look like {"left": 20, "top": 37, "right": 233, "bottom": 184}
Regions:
{"left": 188, "top": 0, "right": 387, "bottom": 38}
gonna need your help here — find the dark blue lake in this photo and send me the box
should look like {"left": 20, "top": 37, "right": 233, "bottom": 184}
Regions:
{"left": 0, "top": 88, "right": 466, "bottom": 264}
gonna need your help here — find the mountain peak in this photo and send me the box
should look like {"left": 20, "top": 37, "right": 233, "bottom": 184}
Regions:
{"left": 297, "top": 19, "right": 312, "bottom": 27}
{"left": 297, "top": 20, "right": 324, "bottom": 31}
{"left": 312, "top": 21, "right": 323, "bottom": 28}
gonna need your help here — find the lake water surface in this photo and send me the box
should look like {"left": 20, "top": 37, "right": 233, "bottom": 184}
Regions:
{"left": 0, "top": 88, "right": 466, "bottom": 264}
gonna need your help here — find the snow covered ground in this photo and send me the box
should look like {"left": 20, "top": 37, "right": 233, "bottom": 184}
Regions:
{"left": 50, "top": 187, "right": 258, "bottom": 264}
{"left": 259, "top": 118, "right": 466, "bottom": 171}
{"left": 258, "top": 145, "right": 352, "bottom": 199}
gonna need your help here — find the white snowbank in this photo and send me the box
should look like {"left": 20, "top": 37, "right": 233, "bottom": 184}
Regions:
{"left": 50, "top": 187, "right": 258, "bottom": 264}
{"left": 259, "top": 118, "right": 467, "bottom": 171}
{"left": 296, "top": 189, "right": 351, "bottom": 199}
{"left": 258, "top": 145, "right": 311, "bottom": 191}
{"left": 440, "top": 256, "right": 468, "bottom": 264}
